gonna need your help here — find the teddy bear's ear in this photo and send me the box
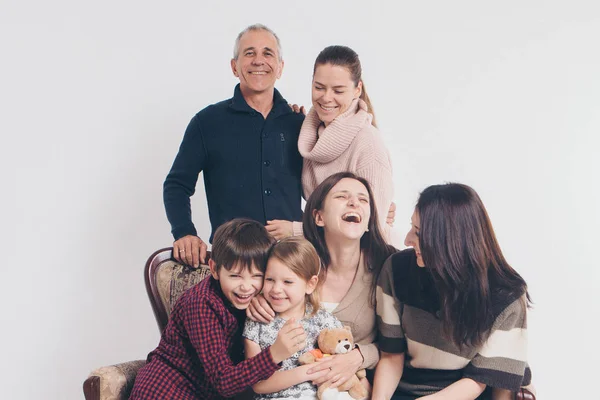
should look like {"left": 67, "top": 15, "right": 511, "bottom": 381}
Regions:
{"left": 343, "top": 326, "right": 352, "bottom": 332}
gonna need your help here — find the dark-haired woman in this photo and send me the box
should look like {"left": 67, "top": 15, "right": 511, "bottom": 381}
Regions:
{"left": 373, "top": 183, "right": 533, "bottom": 400}
{"left": 265, "top": 45, "right": 394, "bottom": 242}
{"left": 250, "top": 172, "right": 396, "bottom": 395}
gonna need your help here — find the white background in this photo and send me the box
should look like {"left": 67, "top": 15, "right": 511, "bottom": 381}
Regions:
{"left": 2, "top": 1, "right": 599, "bottom": 399}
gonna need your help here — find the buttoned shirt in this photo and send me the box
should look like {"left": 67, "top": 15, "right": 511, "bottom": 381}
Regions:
{"left": 130, "top": 277, "right": 280, "bottom": 400}
{"left": 164, "top": 84, "right": 304, "bottom": 242}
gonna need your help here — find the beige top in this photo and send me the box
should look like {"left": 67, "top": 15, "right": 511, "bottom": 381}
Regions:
{"left": 294, "top": 98, "right": 394, "bottom": 238}
{"left": 329, "top": 253, "right": 378, "bottom": 370}
{"left": 320, "top": 302, "right": 339, "bottom": 313}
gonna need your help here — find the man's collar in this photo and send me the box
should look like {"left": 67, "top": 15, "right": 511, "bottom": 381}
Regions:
{"left": 229, "top": 84, "right": 255, "bottom": 112}
{"left": 229, "top": 84, "right": 291, "bottom": 117}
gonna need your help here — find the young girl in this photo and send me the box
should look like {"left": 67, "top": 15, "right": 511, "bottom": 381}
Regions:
{"left": 372, "top": 183, "right": 533, "bottom": 400}
{"left": 243, "top": 237, "right": 343, "bottom": 399}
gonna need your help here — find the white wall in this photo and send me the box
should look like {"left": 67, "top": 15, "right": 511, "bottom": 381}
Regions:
{"left": 2, "top": 1, "right": 599, "bottom": 398}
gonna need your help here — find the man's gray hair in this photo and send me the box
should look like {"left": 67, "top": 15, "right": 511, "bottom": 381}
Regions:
{"left": 233, "top": 23, "right": 283, "bottom": 61}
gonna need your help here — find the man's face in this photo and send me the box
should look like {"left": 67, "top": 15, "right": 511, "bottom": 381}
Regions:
{"left": 231, "top": 29, "right": 284, "bottom": 95}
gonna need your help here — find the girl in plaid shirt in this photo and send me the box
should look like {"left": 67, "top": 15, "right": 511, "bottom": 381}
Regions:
{"left": 244, "top": 237, "right": 343, "bottom": 400}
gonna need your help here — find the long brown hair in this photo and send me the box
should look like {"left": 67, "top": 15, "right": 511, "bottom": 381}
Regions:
{"left": 268, "top": 237, "right": 321, "bottom": 316}
{"left": 303, "top": 172, "right": 396, "bottom": 303}
{"left": 313, "top": 45, "right": 377, "bottom": 127}
{"left": 417, "top": 183, "right": 531, "bottom": 347}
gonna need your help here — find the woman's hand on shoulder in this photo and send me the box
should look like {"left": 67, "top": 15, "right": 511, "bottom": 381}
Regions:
{"left": 288, "top": 103, "right": 307, "bottom": 115}
{"left": 266, "top": 219, "right": 294, "bottom": 240}
{"left": 306, "top": 348, "right": 363, "bottom": 388}
{"left": 386, "top": 202, "right": 396, "bottom": 227}
{"left": 247, "top": 293, "right": 275, "bottom": 323}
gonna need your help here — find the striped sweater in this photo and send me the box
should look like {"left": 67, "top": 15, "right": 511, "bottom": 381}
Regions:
{"left": 376, "top": 249, "right": 531, "bottom": 397}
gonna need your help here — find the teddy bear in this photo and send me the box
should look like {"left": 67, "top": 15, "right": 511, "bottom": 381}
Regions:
{"left": 298, "top": 326, "right": 369, "bottom": 400}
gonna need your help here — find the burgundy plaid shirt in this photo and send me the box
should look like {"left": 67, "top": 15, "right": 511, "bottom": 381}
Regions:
{"left": 130, "top": 277, "right": 279, "bottom": 399}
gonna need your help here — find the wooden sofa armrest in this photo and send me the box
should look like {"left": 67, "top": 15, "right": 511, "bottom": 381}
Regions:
{"left": 83, "top": 360, "right": 146, "bottom": 400}
{"left": 516, "top": 387, "right": 536, "bottom": 400}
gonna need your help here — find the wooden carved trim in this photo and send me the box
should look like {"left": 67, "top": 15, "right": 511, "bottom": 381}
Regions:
{"left": 144, "top": 247, "right": 212, "bottom": 333}
{"left": 82, "top": 376, "right": 100, "bottom": 400}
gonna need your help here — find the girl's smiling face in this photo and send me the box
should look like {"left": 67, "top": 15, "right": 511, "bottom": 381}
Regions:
{"left": 263, "top": 257, "right": 318, "bottom": 319}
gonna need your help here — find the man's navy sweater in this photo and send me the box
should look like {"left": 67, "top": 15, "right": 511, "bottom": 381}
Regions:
{"left": 163, "top": 85, "right": 304, "bottom": 242}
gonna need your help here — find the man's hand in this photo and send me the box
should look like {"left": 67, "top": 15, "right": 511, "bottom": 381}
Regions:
{"left": 266, "top": 220, "right": 294, "bottom": 240}
{"left": 386, "top": 202, "right": 396, "bottom": 227}
{"left": 173, "top": 235, "right": 208, "bottom": 267}
{"left": 270, "top": 318, "right": 306, "bottom": 364}
{"left": 288, "top": 103, "right": 307, "bottom": 115}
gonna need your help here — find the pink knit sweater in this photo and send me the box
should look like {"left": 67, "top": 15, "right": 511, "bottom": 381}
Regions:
{"left": 293, "top": 98, "right": 394, "bottom": 238}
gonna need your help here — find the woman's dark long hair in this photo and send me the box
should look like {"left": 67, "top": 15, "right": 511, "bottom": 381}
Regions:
{"left": 303, "top": 172, "right": 396, "bottom": 303}
{"left": 417, "top": 183, "right": 531, "bottom": 347}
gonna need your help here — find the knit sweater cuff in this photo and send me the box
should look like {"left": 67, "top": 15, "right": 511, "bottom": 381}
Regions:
{"left": 356, "top": 342, "right": 379, "bottom": 370}
{"left": 259, "top": 346, "right": 282, "bottom": 373}
{"left": 292, "top": 221, "right": 304, "bottom": 237}
{"left": 172, "top": 224, "right": 198, "bottom": 241}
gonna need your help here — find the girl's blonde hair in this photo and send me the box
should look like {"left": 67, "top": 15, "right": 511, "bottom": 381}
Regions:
{"left": 268, "top": 237, "right": 321, "bottom": 316}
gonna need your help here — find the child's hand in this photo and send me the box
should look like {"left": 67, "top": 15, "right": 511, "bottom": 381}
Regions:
{"left": 247, "top": 293, "right": 275, "bottom": 323}
{"left": 269, "top": 318, "right": 306, "bottom": 364}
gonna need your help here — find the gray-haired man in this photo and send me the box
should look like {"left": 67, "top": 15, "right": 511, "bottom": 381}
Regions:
{"left": 163, "top": 24, "right": 304, "bottom": 266}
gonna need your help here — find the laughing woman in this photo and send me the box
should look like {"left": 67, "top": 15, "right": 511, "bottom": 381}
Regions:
{"left": 250, "top": 172, "right": 396, "bottom": 395}
{"left": 373, "top": 183, "right": 533, "bottom": 400}
{"left": 265, "top": 46, "right": 394, "bottom": 241}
